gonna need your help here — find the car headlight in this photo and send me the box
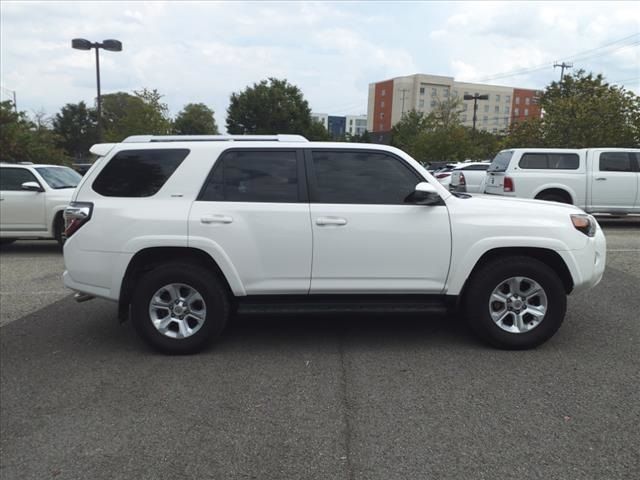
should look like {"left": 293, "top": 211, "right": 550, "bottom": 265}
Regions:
{"left": 570, "top": 214, "right": 597, "bottom": 237}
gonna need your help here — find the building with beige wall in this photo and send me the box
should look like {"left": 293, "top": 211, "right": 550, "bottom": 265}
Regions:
{"left": 367, "top": 74, "right": 541, "bottom": 135}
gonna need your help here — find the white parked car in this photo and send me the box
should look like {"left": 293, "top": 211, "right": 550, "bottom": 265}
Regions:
{"left": 64, "top": 135, "right": 606, "bottom": 354}
{"left": 449, "top": 162, "right": 492, "bottom": 193}
{"left": 0, "top": 163, "right": 82, "bottom": 246}
{"left": 485, "top": 148, "right": 640, "bottom": 214}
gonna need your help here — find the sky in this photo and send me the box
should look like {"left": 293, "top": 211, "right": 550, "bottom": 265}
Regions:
{"left": 1, "top": 1, "right": 639, "bottom": 132}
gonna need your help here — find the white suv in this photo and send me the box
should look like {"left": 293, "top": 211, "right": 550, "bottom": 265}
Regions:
{"left": 0, "top": 163, "right": 82, "bottom": 246}
{"left": 63, "top": 135, "right": 606, "bottom": 354}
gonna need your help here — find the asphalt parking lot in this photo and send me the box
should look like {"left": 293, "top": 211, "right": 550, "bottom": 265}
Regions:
{"left": 1, "top": 217, "right": 639, "bottom": 480}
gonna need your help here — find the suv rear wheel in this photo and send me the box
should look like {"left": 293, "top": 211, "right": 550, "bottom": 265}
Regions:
{"left": 131, "top": 262, "right": 230, "bottom": 354}
{"left": 463, "top": 256, "right": 567, "bottom": 349}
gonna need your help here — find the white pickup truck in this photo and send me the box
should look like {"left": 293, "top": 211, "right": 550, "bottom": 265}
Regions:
{"left": 484, "top": 148, "right": 640, "bottom": 214}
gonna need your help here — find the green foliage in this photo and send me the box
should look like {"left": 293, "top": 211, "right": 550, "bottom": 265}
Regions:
{"left": 102, "top": 89, "right": 172, "bottom": 142}
{"left": 52, "top": 101, "right": 99, "bottom": 161}
{"left": 305, "top": 119, "right": 332, "bottom": 141}
{"left": 539, "top": 70, "right": 640, "bottom": 147}
{"left": 173, "top": 103, "right": 219, "bottom": 135}
{"left": 0, "top": 101, "right": 69, "bottom": 165}
{"left": 226, "top": 78, "right": 313, "bottom": 135}
{"left": 501, "top": 118, "right": 546, "bottom": 149}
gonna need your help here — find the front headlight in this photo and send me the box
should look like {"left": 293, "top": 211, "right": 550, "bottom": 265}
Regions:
{"left": 571, "top": 214, "right": 597, "bottom": 237}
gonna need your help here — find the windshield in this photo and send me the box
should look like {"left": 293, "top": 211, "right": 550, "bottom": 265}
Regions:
{"left": 487, "top": 151, "right": 514, "bottom": 172}
{"left": 35, "top": 166, "right": 82, "bottom": 189}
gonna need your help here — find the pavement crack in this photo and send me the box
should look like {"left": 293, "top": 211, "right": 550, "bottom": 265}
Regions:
{"left": 338, "top": 332, "right": 356, "bottom": 480}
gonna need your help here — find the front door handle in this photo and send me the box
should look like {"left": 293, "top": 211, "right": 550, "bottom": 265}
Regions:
{"left": 316, "top": 216, "right": 347, "bottom": 226}
{"left": 595, "top": 177, "right": 607, "bottom": 181}
{"left": 201, "top": 215, "right": 233, "bottom": 224}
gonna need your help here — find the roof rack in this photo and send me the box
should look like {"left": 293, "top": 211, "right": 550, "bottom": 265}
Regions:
{"left": 122, "top": 134, "right": 309, "bottom": 143}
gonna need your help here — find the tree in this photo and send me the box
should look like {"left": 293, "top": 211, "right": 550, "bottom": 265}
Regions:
{"left": 226, "top": 78, "right": 313, "bottom": 135}
{"left": 501, "top": 118, "right": 546, "bottom": 149}
{"left": 52, "top": 101, "right": 99, "bottom": 161}
{"left": 101, "top": 89, "right": 172, "bottom": 142}
{"left": 173, "top": 103, "right": 219, "bottom": 135}
{"left": 305, "top": 119, "right": 332, "bottom": 141}
{"left": 390, "top": 110, "right": 433, "bottom": 158}
{"left": 0, "top": 101, "right": 69, "bottom": 165}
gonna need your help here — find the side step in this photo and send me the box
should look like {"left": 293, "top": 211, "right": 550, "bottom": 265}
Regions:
{"left": 236, "top": 295, "right": 451, "bottom": 315}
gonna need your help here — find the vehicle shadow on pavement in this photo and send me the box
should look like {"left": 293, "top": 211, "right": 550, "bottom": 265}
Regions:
{"left": 0, "top": 240, "right": 61, "bottom": 255}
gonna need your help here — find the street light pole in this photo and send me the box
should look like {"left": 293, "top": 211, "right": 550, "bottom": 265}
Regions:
{"left": 72, "top": 38, "right": 122, "bottom": 142}
{"left": 464, "top": 93, "right": 489, "bottom": 132}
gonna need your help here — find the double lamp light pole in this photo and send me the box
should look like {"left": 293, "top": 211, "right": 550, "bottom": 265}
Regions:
{"left": 463, "top": 93, "right": 488, "bottom": 133}
{"left": 71, "top": 38, "right": 122, "bottom": 142}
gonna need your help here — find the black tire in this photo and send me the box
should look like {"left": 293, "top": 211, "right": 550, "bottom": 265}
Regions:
{"left": 0, "top": 238, "right": 17, "bottom": 246}
{"left": 537, "top": 193, "right": 571, "bottom": 204}
{"left": 463, "top": 256, "right": 567, "bottom": 350}
{"left": 131, "top": 262, "right": 230, "bottom": 354}
{"left": 54, "top": 214, "right": 65, "bottom": 247}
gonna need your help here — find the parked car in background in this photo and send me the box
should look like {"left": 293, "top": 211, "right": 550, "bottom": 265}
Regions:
{"left": 0, "top": 163, "right": 82, "bottom": 246}
{"left": 433, "top": 163, "right": 460, "bottom": 188}
{"left": 449, "top": 162, "right": 492, "bottom": 193}
{"left": 485, "top": 148, "right": 640, "bottom": 214}
{"left": 64, "top": 135, "right": 605, "bottom": 354}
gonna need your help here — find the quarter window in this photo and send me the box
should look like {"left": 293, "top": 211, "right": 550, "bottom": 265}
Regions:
{"left": 311, "top": 151, "right": 420, "bottom": 204}
{"left": 199, "top": 150, "right": 299, "bottom": 202}
{"left": 599, "top": 152, "right": 633, "bottom": 172}
{"left": 0, "top": 168, "right": 39, "bottom": 191}
{"left": 92, "top": 149, "right": 189, "bottom": 197}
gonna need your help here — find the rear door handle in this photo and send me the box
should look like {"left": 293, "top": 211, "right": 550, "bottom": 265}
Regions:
{"left": 595, "top": 177, "right": 607, "bottom": 181}
{"left": 201, "top": 215, "right": 233, "bottom": 224}
{"left": 316, "top": 216, "right": 347, "bottom": 226}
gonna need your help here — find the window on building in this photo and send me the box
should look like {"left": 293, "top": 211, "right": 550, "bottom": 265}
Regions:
{"left": 504, "top": 118, "right": 509, "bottom": 125}
{"left": 464, "top": 91, "right": 470, "bottom": 97}
{"left": 486, "top": 94, "right": 491, "bottom": 101}
{"left": 515, "top": 97, "right": 520, "bottom": 104}
{"left": 514, "top": 108, "right": 519, "bottom": 116}
{"left": 381, "top": 89, "right": 386, "bottom": 96}
{"left": 495, "top": 106, "right": 500, "bottom": 113}
{"left": 443, "top": 89, "right": 449, "bottom": 97}
{"left": 525, "top": 97, "right": 530, "bottom": 105}
{"left": 494, "top": 117, "right": 499, "bottom": 125}
{"left": 496, "top": 94, "right": 501, "bottom": 102}
{"left": 484, "top": 105, "right": 489, "bottom": 113}
{"left": 504, "top": 106, "right": 510, "bottom": 114}
{"left": 524, "top": 108, "right": 529, "bottom": 116}
{"left": 93, "top": 149, "right": 189, "bottom": 197}
{"left": 505, "top": 95, "right": 511, "bottom": 103}
{"left": 430, "top": 100, "right": 436, "bottom": 108}
{"left": 380, "top": 101, "right": 385, "bottom": 108}
{"left": 310, "top": 151, "right": 420, "bottom": 204}
{"left": 492, "top": 128, "right": 498, "bottom": 133}
{"left": 420, "top": 87, "right": 425, "bottom": 95}
{"left": 483, "top": 116, "right": 488, "bottom": 124}
{"left": 199, "top": 151, "right": 299, "bottom": 203}
{"left": 432, "top": 87, "right": 437, "bottom": 96}
{"left": 379, "top": 123, "right": 384, "bottom": 130}
{"left": 380, "top": 112, "right": 384, "bottom": 119}
{"left": 463, "top": 103, "right": 468, "bottom": 111}
{"left": 419, "top": 99, "right": 425, "bottom": 108}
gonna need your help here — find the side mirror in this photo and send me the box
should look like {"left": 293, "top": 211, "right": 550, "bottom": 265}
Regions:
{"left": 405, "top": 182, "right": 442, "bottom": 206}
{"left": 21, "top": 181, "right": 44, "bottom": 192}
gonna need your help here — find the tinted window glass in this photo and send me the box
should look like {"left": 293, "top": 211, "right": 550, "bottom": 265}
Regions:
{"left": 519, "top": 153, "right": 579, "bottom": 170}
{"left": 35, "top": 167, "right": 81, "bottom": 189}
{"left": 488, "top": 151, "right": 513, "bottom": 172}
{"left": 200, "top": 151, "right": 298, "bottom": 203}
{"left": 311, "top": 151, "right": 420, "bottom": 204}
{"left": 599, "top": 152, "right": 632, "bottom": 172}
{"left": 0, "top": 168, "right": 38, "bottom": 191}
{"left": 92, "top": 149, "right": 189, "bottom": 197}
{"left": 462, "top": 164, "right": 490, "bottom": 171}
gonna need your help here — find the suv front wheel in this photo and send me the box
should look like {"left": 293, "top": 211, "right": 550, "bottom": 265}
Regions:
{"left": 463, "top": 256, "right": 567, "bottom": 349}
{"left": 131, "top": 262, "right": 230, "bottom": 354}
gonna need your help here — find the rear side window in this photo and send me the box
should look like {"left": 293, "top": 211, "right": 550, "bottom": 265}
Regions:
{"left": 462, "top": 164, "right": 490, "bottom": 171}
{"left": 519, "top": 153, "right": 579, "bottom": 170}
{"left": 310, "top": 150, "right": 420, "bottom": 204}
{"left": 92, "top": 149, "right": 189, "bottom": 197}
{"left": 0, "top": 168, "right": 39, "bottom": 191}
{"left": 199, "top": 150, "right": 299, "bottom": 203}
{"left": 488, "top": 151, "right": 513, "bottom": 172}
{"left": 599, "top": 152, "right": 634, "bottom": 172}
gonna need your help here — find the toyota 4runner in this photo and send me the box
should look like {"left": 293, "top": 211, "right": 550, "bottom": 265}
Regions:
{"left": 63, "top": 135, "right": 606, "bottom": 354}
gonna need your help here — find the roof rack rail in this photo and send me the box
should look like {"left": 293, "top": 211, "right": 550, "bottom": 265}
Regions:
{"left": 122, "top": 134, "right": 309, "bottom": 143}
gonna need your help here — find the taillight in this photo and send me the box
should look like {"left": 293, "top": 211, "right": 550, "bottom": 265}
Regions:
{"left": 64, "top": 202, "right": 93, "bottom": 238}
{"left": 504, "top": 176, "right": 514, "bottom": 192}
{"left": 458, "top": 172, "right": 466, "bottom": 186}
{"left": 436, "top": 173, "right": 451, "bottom": 179}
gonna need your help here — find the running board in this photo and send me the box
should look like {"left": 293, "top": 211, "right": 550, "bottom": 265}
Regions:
{"left": 236, "top": 295, "right": 451, "bottom": 315}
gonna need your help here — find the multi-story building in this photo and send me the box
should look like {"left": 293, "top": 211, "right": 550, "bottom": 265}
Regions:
{"left": 367, "top": 74, "right": 541, "bottom": 136}
{"left": 312, "top": 113, "right": 368, "bottom": 139}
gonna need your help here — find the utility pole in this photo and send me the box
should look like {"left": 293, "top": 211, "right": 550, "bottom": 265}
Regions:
{"left": 554, "top": 62, "right": 573, "bottom": 82}
{"left": 398, "top": 88, "right": 410, "bottom": 116}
